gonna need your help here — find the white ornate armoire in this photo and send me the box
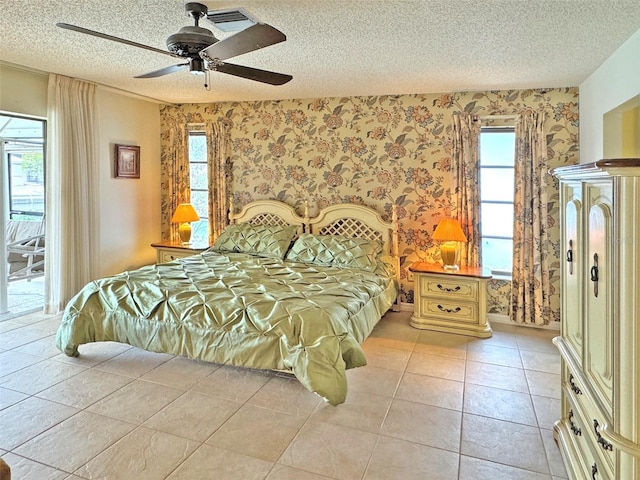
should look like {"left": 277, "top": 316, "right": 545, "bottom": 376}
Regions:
{"left": 552, "top": 159, "right": 640, "bottom": 479}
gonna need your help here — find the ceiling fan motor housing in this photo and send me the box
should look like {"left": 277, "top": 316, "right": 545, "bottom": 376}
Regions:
{"left": 166, "top": 26, "right": 218, "bottom": 56}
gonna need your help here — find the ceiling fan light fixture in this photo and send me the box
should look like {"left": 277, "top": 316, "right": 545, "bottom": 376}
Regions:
{"left": 189, "top": 57, "right": 206, "bottom": 74}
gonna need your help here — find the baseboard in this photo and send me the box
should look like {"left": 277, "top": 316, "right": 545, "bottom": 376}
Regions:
{"left": 0, "top": 305, "right": 42, "bottom": 322}
{"left": 398, "top": 301, "right": 413, "bottom": 312}
{"left": 488, "top": 313, "right": 560, "bottom": 331}
{"left": 487, "top": 313, "right": 511, "bottom": 325}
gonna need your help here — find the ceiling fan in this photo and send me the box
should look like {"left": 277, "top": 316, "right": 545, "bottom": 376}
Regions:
{"left": 56, "top": 2, "right": 292, "bottom": 86}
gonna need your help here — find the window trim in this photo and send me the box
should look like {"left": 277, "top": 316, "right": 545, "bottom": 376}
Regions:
{"left": 3, "top": 115, "right": 47, "bottom": 220}
{"left": 479, "top": 127, "right": 515, "bottom": 278}
{"left": 187, "top": 130, "right": 209, "bottom": 245}
{"left": 188, "top": 131, "right": 208, "bottom": 190}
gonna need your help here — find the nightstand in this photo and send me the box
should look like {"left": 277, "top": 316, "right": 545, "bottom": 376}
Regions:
{"left": 409, "top": 262, "right": 492, "bottom": 338}
{"left": 150, "top": 241, "right": 210, "bottom": 263}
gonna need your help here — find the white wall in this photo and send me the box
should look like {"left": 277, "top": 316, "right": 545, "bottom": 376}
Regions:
{"left": 579, "top": 29, "right": 640, "bottom": 163}
{"left": 0, "top": 63, "right": 48, "bottom": 117}
{"left": 0, "top": 62, "right": 162, "bottom": 278}
{"left": 97, "top": 89, "right": 161, "bottom": 275}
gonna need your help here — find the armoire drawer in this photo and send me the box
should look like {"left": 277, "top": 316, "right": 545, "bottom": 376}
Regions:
{"left": 563, "top": 385, "right": 615, "bottom": 478}
{"left": 563, "top": 362, "right": 613, "bottom": 428}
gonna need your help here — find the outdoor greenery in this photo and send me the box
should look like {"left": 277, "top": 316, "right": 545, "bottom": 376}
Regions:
{"left": 21, "top": 152, "right": 45, "bottom": 183}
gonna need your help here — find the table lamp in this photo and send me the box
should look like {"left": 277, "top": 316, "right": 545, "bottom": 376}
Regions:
{"left": 432, "top": 218, "right": 467, "bottom": 271}
{"left": 171, "top": 203, "right": 200, "bottom": 245}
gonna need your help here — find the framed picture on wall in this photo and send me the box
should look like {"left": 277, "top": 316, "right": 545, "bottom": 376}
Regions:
{"left": 114, "top": 144, "right": 140, "bottom": 179}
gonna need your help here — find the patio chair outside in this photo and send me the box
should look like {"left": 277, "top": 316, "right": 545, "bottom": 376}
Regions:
{"left": 6, "top": 217, "right": 45, "bottom": 282}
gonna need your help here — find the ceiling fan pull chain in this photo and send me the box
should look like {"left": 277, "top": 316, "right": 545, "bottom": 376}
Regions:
{"left": 204, "top": 70, "right": 211, "bottom": 91}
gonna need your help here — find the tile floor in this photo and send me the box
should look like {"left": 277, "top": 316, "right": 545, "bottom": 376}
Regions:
{"left": 0, "top": 309, "right": 567, "bottom": 480}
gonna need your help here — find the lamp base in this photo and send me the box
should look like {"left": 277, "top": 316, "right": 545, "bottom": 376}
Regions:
{"left": 177, "top": 223, "right": 192, "bottom": 245}
{"left": 442, "top": 264, "right": 460, "bottom": 271}
{"left": 440, "top": 241, "right": 460, "bottom": 271}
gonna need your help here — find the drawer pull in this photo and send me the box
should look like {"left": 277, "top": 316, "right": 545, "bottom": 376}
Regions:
{"left": 590, "top": 253, "right": 599, "bottom": 297}
{"left": 593, "top": 420, "right": 613, "bottom": 451}
{"left": 569, "top": 374, "right": 582, "bottom": 395}
{"left": 568, "top": 410, "right": 581, "bottom": 436}
{"left": 437, "top": 305, "right": 461, "bottom": 314}
{"left": 566, "top": 239, "right": 573, "bottom": 275}
{"left": 437, "top": 284, "right": 461, "bottom": 293}
{"left": 591, "top": 463, "right": 598, "bottom": 479}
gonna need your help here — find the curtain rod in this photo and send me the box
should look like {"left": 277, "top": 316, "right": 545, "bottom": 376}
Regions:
{"left": 478, "top": 115, "right": 518, "bottom": 120}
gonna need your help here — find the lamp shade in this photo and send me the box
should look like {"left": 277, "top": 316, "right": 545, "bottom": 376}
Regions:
{"left": 432, "top": 218, "right": 467, "bottom": 242}
{"left": 171, "top": 203, "right": 200, "bottom": 223}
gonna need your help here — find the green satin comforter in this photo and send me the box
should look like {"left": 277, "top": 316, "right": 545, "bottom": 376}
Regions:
{"left": 55, "top": 251, "right": 398, "bottom": 405}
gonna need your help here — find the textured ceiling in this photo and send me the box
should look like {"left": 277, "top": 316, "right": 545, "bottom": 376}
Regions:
{"left": 1, "top": 1, "right": 640, "bottom": 105}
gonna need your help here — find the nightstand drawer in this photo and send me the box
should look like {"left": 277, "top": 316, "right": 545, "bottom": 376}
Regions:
{"left": 158, "top": 249, "right": 193, "bottom": 263}
{"left": 151, "top": 241, "right": 210, "bottom": 264}
{"left": 409, "top": 263, "right": 492, "bottom": 338}
{"left": 419, "top": 277, "right": 478, "bottom": 301}
{"left": 419, "top": 298, "right": 477, "bottom": 323}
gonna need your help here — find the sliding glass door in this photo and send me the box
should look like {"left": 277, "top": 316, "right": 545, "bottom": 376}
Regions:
{"left": 0, "top": 114, "right": 46, "bottom": 317}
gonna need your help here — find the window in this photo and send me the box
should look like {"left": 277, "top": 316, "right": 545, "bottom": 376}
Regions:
{"left": 479, "top": 128, "right": 515, "bottom": 276}
{"left": 1, "top": 115, "right": 46, "bottom": 220}
{"left": 188, "top": 132, "right": 209, "bottom": 245}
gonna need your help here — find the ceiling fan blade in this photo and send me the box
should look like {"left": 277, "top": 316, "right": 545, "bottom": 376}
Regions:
{"left": 215, "top": 63, "right": 292, "bottom": 85}
{"left": 135, "top": 63, "right": 190, "bottom": 78}
{"left": 56, "top": 23, "right": 179, "bottom": 58}
{"left": 200, "top": 23, "right": 286, "bottom": 61}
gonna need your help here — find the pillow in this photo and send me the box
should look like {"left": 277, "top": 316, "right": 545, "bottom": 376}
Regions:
{"left": 285, "top": 233, "right": 382, "bottom": 271}
{"left": 211, "top": 223, "right": 298, "bottom": 259}
{"left": 374, "top": 252, "right": 398, "bottom": 278}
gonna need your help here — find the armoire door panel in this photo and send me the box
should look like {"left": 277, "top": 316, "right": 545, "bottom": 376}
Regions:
{"left": 563, "top": 197, "right": 583, "bottom": 363}
{"left": 584, "top": 194, "right": 614, "bottom": 413}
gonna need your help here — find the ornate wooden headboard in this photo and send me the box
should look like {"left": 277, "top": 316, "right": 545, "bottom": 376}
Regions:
{"left": 229, "top": 199, "right": 309, "bottom": 236}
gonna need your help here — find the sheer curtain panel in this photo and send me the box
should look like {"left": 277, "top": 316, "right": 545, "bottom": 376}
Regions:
{"left": 44, "top": 74, "right": 99, "bottom": 313}
{"left": 510, "top": 112, "right": 551, "bottom": 325}
{"left": 451, "top": 112, "right": 482, "bottom": 267}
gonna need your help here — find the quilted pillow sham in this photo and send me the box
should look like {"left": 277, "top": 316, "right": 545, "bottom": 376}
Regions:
{"left": 285, "top": 233, "right": 382, "bottom": 272}
{"left": 211, "top": 223, "right": 299, "bottom": 259}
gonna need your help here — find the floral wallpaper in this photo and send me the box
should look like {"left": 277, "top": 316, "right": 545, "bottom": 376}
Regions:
{"left": 160, "top": 87, "right": 579, "bottom": 323}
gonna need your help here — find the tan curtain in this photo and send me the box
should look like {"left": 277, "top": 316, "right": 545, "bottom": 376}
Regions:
{"left": 451, "top": 112, "right": 482, "bottom": 267}
{"left": 205, "top": 122, "right": 231, "bottom": 243}
{"left": 511, "top": 112, "right": 550, "bottom": 325}
{"left": 167, "top": 122, "right": 190, "bottom": 242}
{"left": 44, "top": 74, "right": 99, "bottom": 313}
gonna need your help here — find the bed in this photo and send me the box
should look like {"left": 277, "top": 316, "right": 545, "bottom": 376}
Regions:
{"left": 55, "top": 200, "right": 399, "bottom": 405}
